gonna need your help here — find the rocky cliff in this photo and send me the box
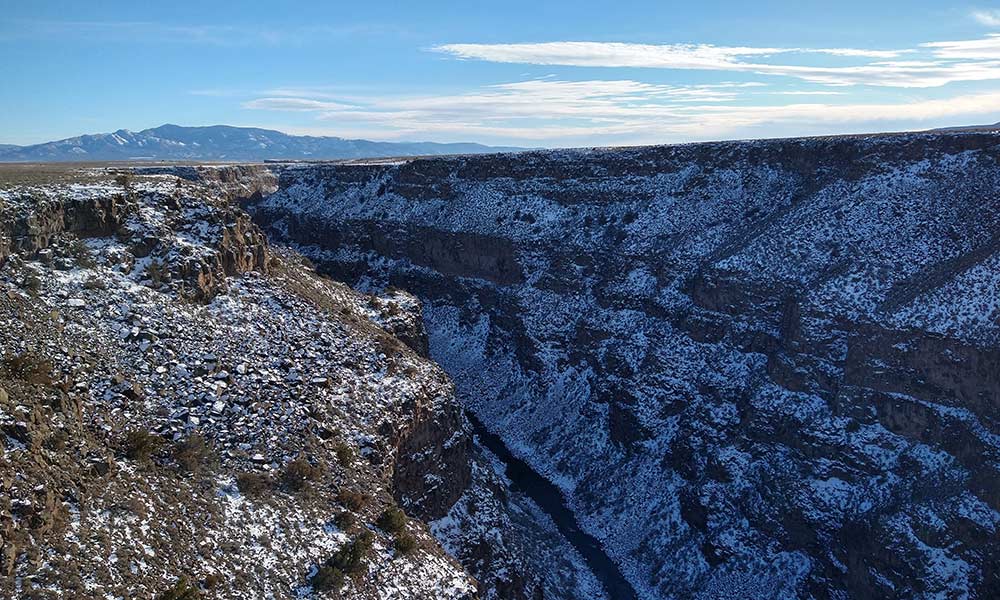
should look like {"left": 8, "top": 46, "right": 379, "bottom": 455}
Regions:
{"left": 0, "top": 170, "right": 479, "bottom": 599}
{"left": 254, "top": 131, "right": 1000, "bottom": 599}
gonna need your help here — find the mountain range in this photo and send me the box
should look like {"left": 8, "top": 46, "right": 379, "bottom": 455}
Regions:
{"left": 0, "top": 124, "right": 524, "bottom": 162}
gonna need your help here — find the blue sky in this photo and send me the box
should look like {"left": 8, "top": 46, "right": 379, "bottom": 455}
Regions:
{"left": 3, "top": 1, "right": 1000, "bottom": 147}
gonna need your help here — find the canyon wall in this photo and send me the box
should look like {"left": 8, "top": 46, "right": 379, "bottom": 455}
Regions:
{"left": 254, "top": 131, "right": 1000, "bottom": 599}
{"left": 0, "top": 173, "right": 480, "bottom": 599}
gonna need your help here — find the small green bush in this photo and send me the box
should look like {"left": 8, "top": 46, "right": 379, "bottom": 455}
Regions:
{"left": 311, "top": 566, "right": 344, "bottom": 592}
{"left": 157, "top": 577, "right": 201, "bottom": 600}
{"left": 393, "top": 532, "right": 417, "bottom": 555}
{"left": 202, "top": 574, "right": 221, "bottom": 590}
{"left": 326, "top": 531, "right": 374, "bottom": 576}
{"left": 376, "top": 506, "right": 407, "bottom": 534}
{"left": 334, "top": 443, "right": 353, "bottom": 467}
{"left": 22, "top": 274, "right": 42, "bottom": 295}
{"left": 334, "top": 511, "right": 356, "bottom": 531}
{"left": 311, "top": 533, "right": 374, "bottom": 590}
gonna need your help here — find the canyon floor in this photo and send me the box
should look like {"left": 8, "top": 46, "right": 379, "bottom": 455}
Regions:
{"left": 3, "top": 128, "right": 1000, "bottom": 600}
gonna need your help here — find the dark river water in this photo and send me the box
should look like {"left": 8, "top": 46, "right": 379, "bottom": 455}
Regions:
{"left": 466, "top": 413, "right": 639, "bottom": 600}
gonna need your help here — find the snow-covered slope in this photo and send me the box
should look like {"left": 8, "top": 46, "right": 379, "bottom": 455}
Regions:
{"left": 254, "top": 130, "right": 1000, "bottom": 599}
{"left": 0, "top": 172, "right": 480, "bottom": 599}
{"left": 0, "top": 166, "right": 603, "bottom": 600}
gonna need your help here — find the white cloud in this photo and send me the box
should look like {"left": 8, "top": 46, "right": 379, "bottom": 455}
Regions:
{"left": 241, "top": 78, "right": 1000, "bottom": 144}
{"left": 922, "top": 34, "right": 1000, "bottom": 59}
{"left": 436, "top": 42, "right": 782, "bottom": 69}
{"left": 972, "top": 10, "right": 1000, "bottom": 26}
{"left": 434, "top": 42, "right": 908, "bottom": 69}
{"left": 189, "top": 88, "right": 248, "bottom": 97}
{"left": 242, "top": 97, "right": 355, "bottom": 111}
{"left": 813, "top": 48, "right": 911, "bottom": 58}
{"left": 432, "top": 39, "right": 1000, "bottom": 88}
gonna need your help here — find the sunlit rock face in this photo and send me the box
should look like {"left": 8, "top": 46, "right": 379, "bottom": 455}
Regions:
{"left": 255, "top": 131, "right": 1000, "bottom": 599}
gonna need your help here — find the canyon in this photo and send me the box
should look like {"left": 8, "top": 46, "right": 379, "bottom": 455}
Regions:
{"left": 2, "top": 128, "right": 1000, "bottom": 599}
{"left": 252, "top": 130, "right": 1000, "bottom": 599}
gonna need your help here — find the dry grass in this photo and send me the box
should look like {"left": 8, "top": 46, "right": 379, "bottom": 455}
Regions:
{"left": 280, "top": 457, "right": 320, "bottom": 492}
{"left": 3, "top": 352, "right": 54, "bottom": 385}
{"left": 173, "top": 434, "right": 216, "bottom": 474}
{"left": 236, "top": 472, "right": 272, "bottom": 497}
{"left": 0, "top": 161, "right": 264, "bottom": 188}
{"left": 124, "top": 430, "right": 165, "bottom": 464}
{"left": 336, "top": 488, "right": 369, "bottom": 512}
{"left": 0, "top": 164, "right": 110, "bottom": 187}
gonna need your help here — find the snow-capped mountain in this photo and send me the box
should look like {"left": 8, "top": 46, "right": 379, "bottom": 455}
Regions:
{"left": 0, "top": 124, "right": 524, "bottom": 162}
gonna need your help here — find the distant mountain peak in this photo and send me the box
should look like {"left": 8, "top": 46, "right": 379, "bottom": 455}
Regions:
{"left": 0, "top": 124, "right": 525, "bottom": 162}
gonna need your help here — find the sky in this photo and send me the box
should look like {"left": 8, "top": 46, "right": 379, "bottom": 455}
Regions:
{"left": 3, "top": 1, "right": 1000, "bottom": 147}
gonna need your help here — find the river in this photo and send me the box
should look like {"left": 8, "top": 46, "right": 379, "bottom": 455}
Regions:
{"left": 465, "top": 412, "right": 639, "bottom": 600}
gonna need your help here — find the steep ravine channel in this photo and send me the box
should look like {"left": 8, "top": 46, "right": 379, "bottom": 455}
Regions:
{"left": 465, "top": 412, "right": 639, "bottom": 600}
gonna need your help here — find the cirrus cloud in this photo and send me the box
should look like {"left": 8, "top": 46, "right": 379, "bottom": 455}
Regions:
{"left": 242, "top": 78, "right": 1000, "bottom": 144}
{"left": 432, "top": 37, "right": 1000, "bottom": 88}
{"left": 242, "top": 97, "right": 356, "bottom": 111}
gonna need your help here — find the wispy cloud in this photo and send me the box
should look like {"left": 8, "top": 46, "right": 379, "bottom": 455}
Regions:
{"left": 242, "top": 97, "right": 356, "bottom": 111}
{"left": 972, "top": 10, "right": 1000, "bottom": 27}
{"left": 435, "top": 42, "right": 908, "bottom": 68}
{"left": 921, "top": 34, "right": 1000, "bottom": 59}
{"left": 241, "top": 78, "right": 1000, "bottom": 144}
{"left": 431, "top": 38, "right": 1000, "bottom": 88}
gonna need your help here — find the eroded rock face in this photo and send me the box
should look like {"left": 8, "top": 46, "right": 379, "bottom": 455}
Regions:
{"left": 7, "top": 194, "right": 126, "bottom": 253}
{"left": 254, "top": 130, "right": 1000, "bottom": 599}
{"left": 0, "top": 180, "right": 272, "bottom": 302}
{"left": 133, "top": 164, "right": 279, "bottom": 200}
{"left": 0, "top": 170, "right": 478, "bottom": 600}
{"left": 391, "top": 385, "right": 472, "bottom": 520}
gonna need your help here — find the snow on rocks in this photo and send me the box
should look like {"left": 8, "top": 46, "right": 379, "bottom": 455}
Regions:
{"left": 0, "top": 170, "right": 475, "bottom": 600}
{"left": 255, "top": 130, "right": 1000, "bottom": 600}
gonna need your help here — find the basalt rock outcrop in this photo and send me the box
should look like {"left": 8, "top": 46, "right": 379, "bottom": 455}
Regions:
{"left": 0, "top": 180, "right": 271, "bottom": 301}
{"left": 0, "top": 170, "right": 478, "bottom": 599}
{"left": 254, "top": 130, "right": 1000, "bottom": 599}
{"left": 2, "top": 193, "right": 126, "bottom": 259}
